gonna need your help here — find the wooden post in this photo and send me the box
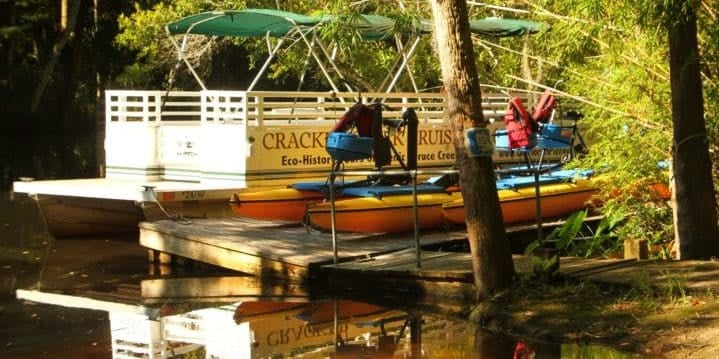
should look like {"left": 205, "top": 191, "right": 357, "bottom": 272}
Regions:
{"left": 624, "top": 238, "right": 648, "bottom": 260}
{"left": 147, "top": 249, "right": 159, "bottom": 263}
{"left": 158, "top": 252, "right": 175, "bottom": 265}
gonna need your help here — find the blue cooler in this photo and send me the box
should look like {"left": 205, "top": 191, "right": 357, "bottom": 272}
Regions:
{"left": 537, "top": 124, "right": 572, "bottom": 149}
{"left": 494, "top": 130, "right": 510, "bottom": 150}
{"left": 326, "top": 132, "right": 373, "bottom": 161}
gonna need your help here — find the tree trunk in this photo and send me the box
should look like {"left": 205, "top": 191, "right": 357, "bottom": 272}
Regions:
{"left": 94, "top": 0, "right": 104, "bottom": 177}
{"left": 667, "top": 1, "right": 719, "bottom": 259}
{"left": 430, "top": 0, "right": 515, "bottom": 300}
{"left": 473, "top": 327, "right": 517, "bottom": 358}
{"left": 60, "top": 0, "right": 68, "bottom": 31}
{"left": 30, "top": 0, "right": 81, "bottom": 113}
{"left": 6, "top": 0, "right": 16, "bottom": 91}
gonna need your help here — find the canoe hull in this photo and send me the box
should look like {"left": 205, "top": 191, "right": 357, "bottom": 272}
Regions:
{"left": 33, "top": 194, "right": 143, "bottom": 237}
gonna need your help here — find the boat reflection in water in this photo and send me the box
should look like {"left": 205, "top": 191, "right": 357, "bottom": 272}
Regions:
{"left": 18, "top": 278, "right": 464, "bottom": 359}
{"left": 17, "top": 284, "right": 636, "bottom": 358}
{"left": 6, "top": 190, "right": 636, "bottom": 358}
{"left": 10, "top": 236, "right": 637, "bottom": 358}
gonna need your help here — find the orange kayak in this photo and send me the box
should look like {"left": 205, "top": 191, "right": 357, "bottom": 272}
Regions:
{"left": 230, "top": 187, "right": 326, "bottom": 222}
{"left": 305, "top": 192, "right": 458, "bottom": 233}
{"left": 229, "top": 180, "right": 366, "bottom": 222}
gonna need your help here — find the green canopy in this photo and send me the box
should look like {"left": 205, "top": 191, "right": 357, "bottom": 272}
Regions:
{"left": 166, "top": 9, "right": 547, "bottom": 39}
{"left": 166, "top": 9, "right": 319, "bottom": 37}
{"left": 469, "top": 18, "right": 547, "bottom": 37}
{"left": 343, "top": 14, "right": 396, "bottom": 41}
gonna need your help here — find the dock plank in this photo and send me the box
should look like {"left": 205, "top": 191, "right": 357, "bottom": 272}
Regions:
{"left": 324, "top": 251, "right": 527, "bottom": 282}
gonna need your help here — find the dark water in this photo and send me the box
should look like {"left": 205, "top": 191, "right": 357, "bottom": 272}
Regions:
{"left": 0, "top": 192, "right": 635, "bottom": 358}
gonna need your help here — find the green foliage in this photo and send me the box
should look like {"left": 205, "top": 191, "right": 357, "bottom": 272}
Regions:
{"left": 662, "top": 269, "right": 690, "bottom": 305}
{"left": 624, "top": 271, "right": 660, "bottom": 310}
{"left": 111, "top": 1, "right": 539, "bottom": 93}
{"left": 526, "top": 209, "right": 625, "bottom": 258}
{"left": 483, "top": 0, "right": 719, "bottom": 252}
{"left": 624, "top": 269, "right": 692, "bottom": 309}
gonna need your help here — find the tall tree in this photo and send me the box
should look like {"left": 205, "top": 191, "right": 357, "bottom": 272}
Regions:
{"left": 665, "top": 0, "right": 719, "bottom": 259}
{"left": 30, "top": 0, "right": 81, "bottom": 112}
{"left": 430, "top": 0, "right": 515, "bottom": 300}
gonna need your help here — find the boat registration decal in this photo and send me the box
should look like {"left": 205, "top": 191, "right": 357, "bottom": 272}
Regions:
{"left": 178, "top": 191, "right": 207, "bottom": 200}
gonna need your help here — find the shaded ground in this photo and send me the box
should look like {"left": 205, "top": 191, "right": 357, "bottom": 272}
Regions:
{"left": 479, "top": 277, "right": 719, "bottom": 358}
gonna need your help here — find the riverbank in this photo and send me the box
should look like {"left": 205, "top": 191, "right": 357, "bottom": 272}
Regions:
{"left": 477, "top": 276, "right": 719, "bottom": 357}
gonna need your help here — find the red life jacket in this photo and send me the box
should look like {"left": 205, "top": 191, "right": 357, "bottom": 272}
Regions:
{"left": 532, "top": 90, "right": 557, "bottom": 124}
{"left": 330, "top": 102, "right": 374, "bottom": 137}
{"left": 504, "top": 97, "right": 538, "bottom": 149}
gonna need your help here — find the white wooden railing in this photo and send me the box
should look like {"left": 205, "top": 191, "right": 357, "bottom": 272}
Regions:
{"left": 104, "top": 90, "right": 526, "bottom": 187}
{"left": 106, "top": 90, "right": 516, "bottom": 125}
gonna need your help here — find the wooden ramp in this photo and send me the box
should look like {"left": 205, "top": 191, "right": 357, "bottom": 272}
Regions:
{"left": 318, "top": 249, "right": 535, "bottom": 301}
{"left": 139, "top": 217, "right": 468, "bottom": 282}
{"left": 321, "top": 252, "right": 719, "bottom": 302}
{"left": 318, "top": 252, "right": 644, "bottom": 302}
{"left": 561, "top": 258, "right": 719, "bottom": 292}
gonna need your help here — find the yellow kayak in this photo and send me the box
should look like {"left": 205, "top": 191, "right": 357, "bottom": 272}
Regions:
{"left": 442, "top": 178, "right": 597, "bottom": 225}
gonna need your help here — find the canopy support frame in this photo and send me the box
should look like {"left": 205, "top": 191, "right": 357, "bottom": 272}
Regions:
{"left": 165, "top": 14, "right": 227, "bottom": 90}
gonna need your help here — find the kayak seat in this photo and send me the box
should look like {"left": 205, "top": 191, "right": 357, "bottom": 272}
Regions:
{"left": 342, "top": 184, "right": 447, "bottom": 198}
{"left": 290, "top": 179, "right": 365, "bottom": 192}
{"left": 496, "top": 170, "right": 592, "bottom": 190}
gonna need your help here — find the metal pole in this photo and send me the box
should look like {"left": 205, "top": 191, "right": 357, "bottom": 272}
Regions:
{"left": 247, "top": 37, "right": 286, "bottom": 92}
{"left": 411, "top": 170, "right": 421, "bottom": 268}
{"left": 534, "top": 167, "right": 544, "bottom": 241}
{"left": 333, "top": 298, "right": 340, "bottom": 351}
{"left": 329, "top": 169, "right": 338, "bottom": 266}
{"left": 409, "top": 314, "right": 421, "bottom": 358}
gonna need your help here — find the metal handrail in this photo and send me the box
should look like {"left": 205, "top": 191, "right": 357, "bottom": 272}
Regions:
{"left": 327, "top": 168, "right": 460, "bottom": 268}
{"left": 326, "top": 164, "right": 565, "bottom": 268}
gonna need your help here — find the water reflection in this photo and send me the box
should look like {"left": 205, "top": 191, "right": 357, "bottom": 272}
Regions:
{"left": 4, "top": 191, "right": 637, "bottom": 358}
{"left": 13, "top": 290, "right": 634, "bottom": 358}
{"left": 0, "top": 191, "right": 53, "bottom": 297}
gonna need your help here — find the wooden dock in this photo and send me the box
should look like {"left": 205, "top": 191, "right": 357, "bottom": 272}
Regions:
{"left": 139, "top": 217, "right": 468, "bottom": 282}
{"left": 139, "top": 217, "right": 719, "bottom": 304}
